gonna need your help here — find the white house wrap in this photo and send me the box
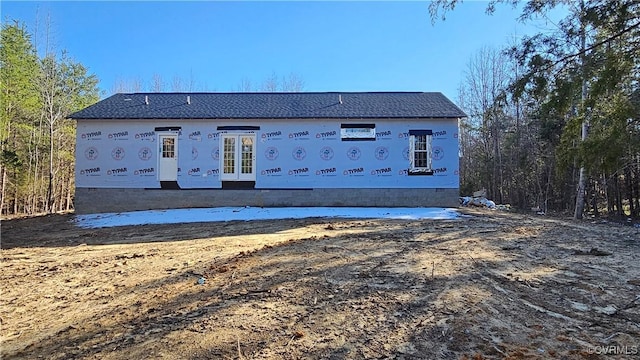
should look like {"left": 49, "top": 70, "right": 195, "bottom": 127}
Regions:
{"left": 70, "top": 92, "right": 466, "bottom": 214}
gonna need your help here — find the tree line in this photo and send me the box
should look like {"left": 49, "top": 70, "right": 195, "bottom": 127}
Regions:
{"left": 3, "top": 1, "right": 638, "bottom": 219}
{"left": 432, "top": 0, "right": 640, "bottom": 219}
{"left": 0, "top": 19, "right": 306, "bottom": 216}
{"left": 1, "top": 21, "right": 100, "bottom": 215}
{"left": 111, "top": 72, "right": 305, "bottom": 93}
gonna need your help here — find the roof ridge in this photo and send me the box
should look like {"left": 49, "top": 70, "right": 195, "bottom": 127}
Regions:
{"left": 116, "top": 91, "right": 441, "bottom": 95}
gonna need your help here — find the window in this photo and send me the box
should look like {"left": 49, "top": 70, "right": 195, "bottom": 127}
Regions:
{"left": 223, "top": 137, "right": 236, "bottom": 175}
{"left": 408, "top": 130, "right": 433, "bottom": 175}
{"left": 161, "top": 137, "right": 175, "bottom": 158}
{"left": 341, "top": 123, "right": 375, "bottom": 141}
{"left": 240, "top": 136, "right": 254, "bottom": 174}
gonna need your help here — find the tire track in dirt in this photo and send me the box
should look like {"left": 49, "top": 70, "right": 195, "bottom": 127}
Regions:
{"left": 2, "top": 211, "right": 639, "bottom": 359}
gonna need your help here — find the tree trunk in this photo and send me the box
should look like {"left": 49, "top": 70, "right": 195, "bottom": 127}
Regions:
{"left": 591, "top": 178, "right": 599, "bottom": 217}
{"left": 574, "top": 0, "right": 588, "bottom": 219}
{"left": 615, "top": 175, "right": 624, "bottom": 216}
{"left": 605, "top": 174, "right": 614, "bottom": 214}
{"left": 13, "top": 169, "right": 18, "bottom": 214}
{"left": 46, "top": 121, "right": 54, "bottom": 213}
{"left": 624, "top": 166, "right": 635, "bottom": 216}
{"left": 0, "top": 166, "right": 6, "bottom": 215}
{"left": 66, "top": 177, "right": 72, "bottom": 211}
{"left": 574, "top": 156, "right": 587, "bottom": 218}
{"left": 635, "top": 155, "right": 640, "bottom": 217}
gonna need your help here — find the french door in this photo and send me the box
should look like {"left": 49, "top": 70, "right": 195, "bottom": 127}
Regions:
{"left": 220, "top": 134, "right": 256, "bottom": 181}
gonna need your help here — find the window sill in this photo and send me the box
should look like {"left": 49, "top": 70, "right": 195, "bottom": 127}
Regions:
{"left": 408, "top": 169, "right": 434, "bottom": 176}
{"left": 340, "top": 137, "right": 376, "bottom": 141}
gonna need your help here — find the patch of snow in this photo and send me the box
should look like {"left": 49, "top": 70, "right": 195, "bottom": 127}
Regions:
{"left": 460, "top": 196, "right": 497, "bottom": 209}
{"left": 73, "top": 207, "right": 460, "bottom": 229}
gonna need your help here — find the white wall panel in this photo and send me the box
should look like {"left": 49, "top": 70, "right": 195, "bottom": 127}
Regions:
{"left": 254, "top": 120, "right": 459, "bottom": 189}
{"left": 76, "top": 118, "right": 459, "bottom": 189}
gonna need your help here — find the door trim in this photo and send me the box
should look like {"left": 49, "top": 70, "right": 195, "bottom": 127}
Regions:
{"left": 220, "top": 133, "right": 256, "bottom": 181}
{"left": 157, "top": 132, "right": 179, "bottom": 183}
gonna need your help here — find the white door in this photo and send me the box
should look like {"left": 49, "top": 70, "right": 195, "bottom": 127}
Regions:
{"left": 221, "top": 134, "right": 255, "bottom": 181}
{"left": 158, "top": 134, "right": 178, "bottom": 181}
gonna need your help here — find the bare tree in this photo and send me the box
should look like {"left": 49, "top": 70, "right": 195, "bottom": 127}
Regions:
{"left": 151, "top": 73, "right": 164, "bottom": 92}
{"left": 187, "top": 69, "right": 195, "bottom": 92}
{"left": 235, "top": 78, "right": 253, "bottom": 92}
{"left": 261, "top": 72, "right": 279, "bottom": 92}
{"left": 131, "top": 77, "right": 143, "bottom": 92}
{"left": 253, "top": 72, "right": 306, "bottom": 92}
{"left": 38, "top": 51, "right": 99, "bottom": 212}
{"left": 112, "top": 78, "right": 128, "bottom": 94}
{"left": 171, "top": 76, "right": 183, "bottom": 92}
{"left": 110, "top": 77, "right": 143, "bottom": 94}
{"left": 457, "top": 47, "right": 511, "bottom": 202}
{"left": 281, "top": 73, "right": 305, "bottom": 92}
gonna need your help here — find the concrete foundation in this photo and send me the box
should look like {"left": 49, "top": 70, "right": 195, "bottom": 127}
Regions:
{"left": 74, "top": 187, "right": 460, "bottom": 214}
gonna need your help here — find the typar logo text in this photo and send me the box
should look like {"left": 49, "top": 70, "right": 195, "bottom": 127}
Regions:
{"left": 108, "top": 131, "right": 128, "bottom": 140}
{"left": 288, "top": 167, "right": 309, "bottom": 176}
{"left": 434, "top": 167, "right": 447, "bottom": 175}
{"left": 107, "top": 167, "right": 128, "bottom": 176}
{"left": 376, "top": 130, "right": 392, "bottom": 139}
{"left": 208, "top": 131, "right": 224, "bottom": 139}
{"left": 81, "top": 131, "right": 102, "bottom": 140}
{"left": 343, "top": 167, "right": 365, "bottom": 176}
{"left": 189, "top": 131, "right": 202, "bottom": 140}
{"left": 135, "top": 131, "right": 155, "bottom": 140}
{"left": 134, "top": 167, "right": 155, "bottom": 176}
{"left": 316, "top": 167, "right": 337, "bottom": 176}
{"left": 433, "top": 130, "right": 447, "bottom": 138}
{"left": 262, "top": 130, "right": 283, "bottom": 140}
{"left": 79, "top": 167, "right": 101, "bottom": 176}
{"left": 316, "top": 130, "right": 337, "bottom": 140}
{"left": 261, "top": 167, "right": 282, "bottom": 176}
{"left": 371, "top": 167, "right": 392, "bottom": 176}
{"left": 289, "top": 130, "right": 310, "bottom": 140}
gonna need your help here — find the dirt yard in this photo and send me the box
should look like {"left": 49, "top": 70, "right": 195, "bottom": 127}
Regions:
{"left": 1, "top": 209, "right": 639, "bottom": 359}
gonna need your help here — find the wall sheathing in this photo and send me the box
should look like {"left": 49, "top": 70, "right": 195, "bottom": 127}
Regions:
{"left": 75, "top": 118, "right": 460, "bottom": 213}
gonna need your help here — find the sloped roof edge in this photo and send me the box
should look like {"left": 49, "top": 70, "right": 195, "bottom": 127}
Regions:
{"left": 70, "top": 92, "right": 467, "bottom": 120}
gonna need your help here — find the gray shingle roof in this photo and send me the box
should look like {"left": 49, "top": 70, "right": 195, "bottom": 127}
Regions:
{"left": 69, "top": 92, "right": 466, "bottom": 120}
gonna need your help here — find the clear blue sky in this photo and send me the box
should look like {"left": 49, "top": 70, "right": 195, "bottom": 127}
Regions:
{"left": 2, "top": 1, "right": 563, "bottom": 101}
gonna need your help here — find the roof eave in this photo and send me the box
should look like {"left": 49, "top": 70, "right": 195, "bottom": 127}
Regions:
{"left": 71, "top": 115, "right": 466, "bottom": 120}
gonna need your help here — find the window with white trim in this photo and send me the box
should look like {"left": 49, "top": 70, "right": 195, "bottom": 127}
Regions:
{"left": 340, "top": 123, "right": 376, "bottom": 141}
{"left": 408, "top": 130, "right": 433, "bottom": 175}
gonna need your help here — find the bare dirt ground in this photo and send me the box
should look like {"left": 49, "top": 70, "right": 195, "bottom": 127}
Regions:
{"left": 1, "top": 209, "right": 639, "bottom": 359}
